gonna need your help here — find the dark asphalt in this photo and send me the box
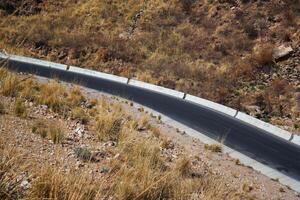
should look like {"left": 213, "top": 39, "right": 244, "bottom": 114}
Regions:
{"left": 3, "top": 58, "right": 300, "bottom": 181}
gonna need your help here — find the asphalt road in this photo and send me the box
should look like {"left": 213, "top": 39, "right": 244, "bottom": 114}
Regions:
{"left": 3, "top": 58, "right": 300, "bottom": 181}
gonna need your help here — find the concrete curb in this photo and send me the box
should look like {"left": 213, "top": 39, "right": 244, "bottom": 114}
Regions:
{"left": 185, "top": 94, "right": 237, "bottom": 117}
{"left": 69, "top": 65, "right": 128, "bottom": 84}
{"left": 128, "top": 79, "right": 185, "bottom": 99}
{"left": 291, "top": 135, "right": 300, "bottom": 146}
{"left": 235, "top": 112, "right": 292, "bottom": 141}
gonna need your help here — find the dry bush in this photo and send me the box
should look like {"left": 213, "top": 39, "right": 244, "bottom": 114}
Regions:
{"left": 32, "top": 120, "right": 48, "bottom": 138}
{"left": 252, "top": 43, "right": 274, "bottom": 66}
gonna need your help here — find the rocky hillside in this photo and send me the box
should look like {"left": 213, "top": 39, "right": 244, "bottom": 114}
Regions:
{"left": 0, "top": 0, "right": 299, "bottom": 133}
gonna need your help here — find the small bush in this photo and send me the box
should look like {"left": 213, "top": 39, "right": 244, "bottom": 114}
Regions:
{"left": 252, "top": 43, "right": 274, "bottom": 66}
{"left": 204, "top": 144, "right": 222, "bottom": 153}
{"left": 74, "top": 147, "right": 92, "bottom": 162}
{"left": 14, "top": 99, "right": 27, "bottom": 118}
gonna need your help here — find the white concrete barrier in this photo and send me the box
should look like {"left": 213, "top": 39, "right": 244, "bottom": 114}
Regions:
{"left": 236, "top": 112, "right": 292, "bottom": 141}
{"left": 0, "top": 52, "right": 9, "bottom": 60}
{"left": 185, "top": 94, "right": 237, "bottom": 117}
{"left": 128, "top": 79, "right": 185, "bottom": 99}
{"left": 9, "top": 55, "right": 54, "bottom": 68}
{"left": 291, "top": 135, "right": 300, "bottom": 146}
{"left": 7, "top": 54, "right": 67, "bottom": 71}
{"left": 68, "top": 66, "right": 128, "bottom": 84}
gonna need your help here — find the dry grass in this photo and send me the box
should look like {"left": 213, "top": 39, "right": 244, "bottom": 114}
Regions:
{"left": 0, "top": 70, "right": 20, "bottom": 97}
{"left": 37, "top": 81, "right": 68, "bottom": 113}
{"left": 96, "top": 102, "right": 125, "bottom": 142}
{"left": 14, "top": 99, "right": 27, "bottom": 118}
{"left": 71, "top": 107, "right": 89, "bottom": 124}
{"left": 204, "top": 144, "right": 223, "bottom": 153}
{"left": 27, "top": 168, "right": 98, "bottom": 200}
{"left": 32, "top": 120, "right": 65, "bottom": 144}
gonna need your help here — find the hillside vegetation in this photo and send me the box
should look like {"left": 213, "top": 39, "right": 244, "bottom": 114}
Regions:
{"left": 0, "top": 0, "right": 299, "bottom": 132}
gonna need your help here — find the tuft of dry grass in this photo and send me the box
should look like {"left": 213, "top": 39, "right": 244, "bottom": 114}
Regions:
{"left": 204, "top": 144, "right": 223, "bottom": 153}
{"left": 32, "top": 120, "right": 64, "bottom": 144}
{"left": 175, "top": 157, "right": 191, "bottom": 177}
{"left": 37, "top": 81, "right": 68, "bottom": 113}
{"left": 67, "top": 87, "right": 86, "bottom": 107}
{"left": 71, "top": 107, "right": 89, "bottom": 124}
{"left": 14, "top": 99, "right": 27, "bottom": 118}
{"left": 0, "top": 71, "right": 20, "bottom": 97}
